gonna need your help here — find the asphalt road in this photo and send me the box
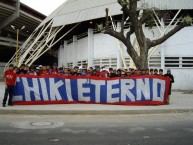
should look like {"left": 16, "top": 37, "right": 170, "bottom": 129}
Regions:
{"left": 0, "top": 113, "right": 193, "bottom": 145}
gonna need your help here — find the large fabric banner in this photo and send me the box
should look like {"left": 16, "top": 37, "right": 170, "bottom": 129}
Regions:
{"left": 13, "top": 75, "right": 170, "bottom": 105}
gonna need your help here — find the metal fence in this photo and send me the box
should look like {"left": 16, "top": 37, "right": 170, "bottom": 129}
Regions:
{"left": 0, "top": 62, "right": 6, "bottom": 80}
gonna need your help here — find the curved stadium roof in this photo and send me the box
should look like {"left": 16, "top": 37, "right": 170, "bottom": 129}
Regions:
{"left": 38, "top": 0, "right": 193, "bottom": 28}
{"left": 5, "top": 0, "right": 193, "bottom": 68}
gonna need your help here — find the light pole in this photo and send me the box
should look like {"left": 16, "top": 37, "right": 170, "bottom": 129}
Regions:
{"left": 11, "top": 25, "right": 25, "bottom": 66}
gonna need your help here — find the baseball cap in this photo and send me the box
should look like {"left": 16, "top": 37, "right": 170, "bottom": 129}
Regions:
{"left": 167, "top": 69, "right": 171, "bottom": 72}
{"left": 53, "top": 63, "right": 57, "bottom": 66}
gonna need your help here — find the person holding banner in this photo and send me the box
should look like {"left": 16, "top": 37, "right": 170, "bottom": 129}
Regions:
{"left": 159, "top": 69, "right": 164, "bottom": 76}
{"left": 2, "top": 64, "right": 16, "bottom": 107}
{"left": 28, "top": 66, "right": 37, "bottom": 76}
{"left": 164, "top": 69, "right": 175, "bottom": 95}
{"left": 164, "top": 69, "right": 175, "bottom": 104}
{"left": 41, "top": 66, "right": 50, "bottom": 76}
{"left": 50, "top": 63, "right": 58, "bottom": 75}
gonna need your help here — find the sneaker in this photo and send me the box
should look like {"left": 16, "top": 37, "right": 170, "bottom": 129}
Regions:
{"left": 2, "top": 104, "right": 6, "bottom": 107}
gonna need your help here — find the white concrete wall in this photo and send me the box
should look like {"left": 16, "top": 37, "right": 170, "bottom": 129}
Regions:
{"left": 94, "top": 34, "right": 118, "bottom": 58}
{"left": 170, "top": 68, "right": 193, "bottom": 90}
{"left": 77, "top": 38, "right": 88, "bottom": 60}
{"left": 66, "top": 44, "right": 73, "bottom": 63}
{"left": 58, "top": 26, "right": 193, "bottom": 90}
{"left": 164, "top": 27, "right": 193, "bottom": 57}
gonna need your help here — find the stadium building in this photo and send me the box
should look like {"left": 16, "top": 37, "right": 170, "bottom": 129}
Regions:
{"left": 6, "top": 0, "right": 193, "bottom": 90}
{"left": 0, "top": 0, "right": 46, "bottom": 78}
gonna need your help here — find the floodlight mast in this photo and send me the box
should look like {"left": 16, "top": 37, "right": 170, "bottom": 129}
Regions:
{"left": 11, "top": 25, "right": 25, "bottom": 66}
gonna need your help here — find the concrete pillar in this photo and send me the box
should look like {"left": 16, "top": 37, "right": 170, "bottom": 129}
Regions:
{"left": 73, "top": 35, "right": 78, "bottom": 67}
{"left": 116, "top": 22, "right": 122, "bottom": 69}
{"left": 161, "top": 44, "right": 165, "bottom": 71}
{"left": 117, "top": 47, "right": 122, "bottom": 69}
{"left": 88, "top": 28, "right": 94, "bottom": 68}
{"left": 161, "top": 18, "right": 165, "bottom": 71}
{"left": 58, "top": 45, "right": 63, "bottom": 67}
{"left": 63, "top": 40, "right": 68, "bottom": 67}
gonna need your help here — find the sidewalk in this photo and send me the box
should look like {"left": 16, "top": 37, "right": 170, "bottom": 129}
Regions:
{"left": 0, "top": 82, "right": 193, "bottom": 115}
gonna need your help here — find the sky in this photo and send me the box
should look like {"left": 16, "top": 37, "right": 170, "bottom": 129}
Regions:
{"left": 20, "top": 0, "right": 66, "bottom": 16}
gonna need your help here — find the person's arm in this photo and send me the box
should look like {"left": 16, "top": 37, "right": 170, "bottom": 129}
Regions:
{"left": 14, "top": 74, "right": 17, "bottom": 86}
{"left": 171, "top": 75, "right": 175, "bottom": 83}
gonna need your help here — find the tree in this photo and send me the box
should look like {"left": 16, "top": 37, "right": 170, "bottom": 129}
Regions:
{"left": 102, "top": 0, "right": 192, "bottom": 69}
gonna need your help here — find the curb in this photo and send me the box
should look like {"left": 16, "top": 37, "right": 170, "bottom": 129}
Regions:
{"left": 0, "top": 109, "right": 193, "bottom": 115}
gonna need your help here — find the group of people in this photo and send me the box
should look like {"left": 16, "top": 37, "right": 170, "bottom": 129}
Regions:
{"left": 2, "top": 63, "right": 174, "bottom": 107}
{"left": 13, "top": 63, "right": 171, "bottom": 78}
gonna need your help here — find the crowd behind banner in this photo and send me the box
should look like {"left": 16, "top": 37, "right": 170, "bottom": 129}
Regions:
{"left": 14, "top": 63, "right": 172, "bottom": 78}
{"left": 16, "top": 62, "right": 175, "bottom": 96}
{"left": 2, "top": 63, "right": 174, "bottom": 107}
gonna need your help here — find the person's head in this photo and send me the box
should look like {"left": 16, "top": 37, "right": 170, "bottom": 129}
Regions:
{"left": 150, "top": 69, "right": 154, "bottom": 75}
{"left": 30, "top": 66, "right": 35, "bottom": 72}
{"left": 82, "top": 69, "right": 87, "bottom": 76}
{"left": 96, "top": 66, "right": 100, "bottom": 72}
{"left": 83, "top": 63, "right": 88, "bottom": 69}
{"left": 146, "top": 69, "right": 149, "bottom": 75}
{"left": 46, "top": 65, "right": 51, "bottom": 70}
{"left": 131, "top": 68, "right": 135, "bottom": 74}
{"left": 14, "top": 66, "right": 19, "bottom": 73}
{"left": 109, "top": 68, "right": 113, "bottom": 73}
{"left": 58, "top": 67, "right": 64, "bottom": 73}
{"left": 141, "top": 69, "right": 146, "bottom": 75}
{"left": 159, "top": 69, "right": 163, "bottom": 75}
{"left": 92, "top": 69, "right": 97, "bottom": 75}
{"left": 134, "top": 69, "right": 138, "bottom": 74}
{"left": 59, "top": 67, "right": 63, "bottom": 71}
{"left": 9, "top": 64, "right": 14, "bottom": 70}
{"left": 64, "top": 68, "right": 68, "bottom": 74}
{"left": 74, "top": 66, "right": 79, "bottom": 72}
{"left": 121, "top": 72, "right": 126, "bottom": 77}
{"left": 138, "top": 69, "right": 142, "bottom": 74}
{"left": 117, "top": 69, "right": 122, "bottom": 74}
{"left": 154, "top": 69, "right": 158, "bottom": 75}
{"left": 42, "top": 66, "right": 47, "bottom": 71}
{"left": 36, "top": 67, "right": 40, "bottom": 72}
{"left": 39, "top": 65, "right": 43, "bottom": 70}
{"left": 68, "top": 68, "right": 71, "bottom": 73}
{"left": 87, "top": 69, "right": 91, "bottom": 74}
{"left": 167, "top": 69, "right": 171, "bottom": 74}
{"left": 89, "top": 67, "right": 93, "bottom": 72}
{"left": 20, "top": 64, "right": 25, "bottom": 69}
{"left": 53, "top": 63, "right": 58, "bottom": 69}
{"left": 102, "top": 67, "right": 106, "bottom": 72}
{"left": 25, "top": 66, "right": 30, "bottom": 71}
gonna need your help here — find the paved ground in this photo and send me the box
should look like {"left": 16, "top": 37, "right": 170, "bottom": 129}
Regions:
{"left": 0, "top": 82, "right": 193, "bottom": 115}
{"left": 0, "top": 113, "right": 193, "bottom": 145}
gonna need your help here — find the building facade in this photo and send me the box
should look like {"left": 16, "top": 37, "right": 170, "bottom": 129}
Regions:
{"left": 7, "top": 0, "right": 193, "bottom": 90}
{"left": 58, "top": 25, "right": 193, "bottom": 90}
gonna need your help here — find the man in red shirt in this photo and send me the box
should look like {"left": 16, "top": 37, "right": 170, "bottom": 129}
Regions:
{"left": 50, "top": 63, "right": 58, "bottom": 75}
{"left": 2, "top": 64, "right": 17, "bottom": 107}
{"left": 40, "top": 66, "right": 50, "bottom": 76}
{"left": 100, "top": 67, "right": 109, "bottom": 78}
